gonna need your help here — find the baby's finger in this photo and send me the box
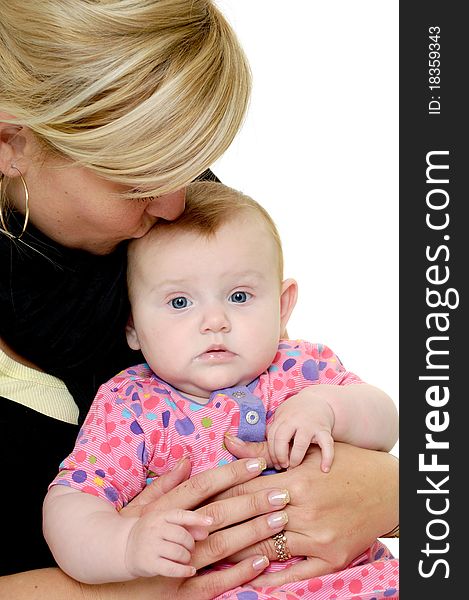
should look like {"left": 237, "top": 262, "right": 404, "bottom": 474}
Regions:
{"left": 165, "top": 508, "right": 213, "bottom": 528}
{"left": 314, "top": 430, "right": 335, "bottom": 472}
{"left": 159, "top": 540, "right": 192, "bottom": 565}
{"left": 273, "top": 429, "right": 294, "bottom": 470}
{"left": 289, "top": 430, "right": 312, "bottom": 468}
{"left": 163, "top": 523, "right": 197, "bottom": 552}
{"left": 269, "top": 420, "right": 296, "bottom": 469}
{"left": 186, "top": 525, "right": 211, "bottom": 541}
{"left": 156, "top": 556, "right": 197, "bottom": 578}
{"left": 266, "top": 425, "right": 282, "bottom": 471}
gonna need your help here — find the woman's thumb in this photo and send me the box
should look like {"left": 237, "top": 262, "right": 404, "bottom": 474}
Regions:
{"left": 224, "top": 434, "right": 274, "bottom": 466}
{"left": 121, "top": 457, "right": 192, "bottom": 517}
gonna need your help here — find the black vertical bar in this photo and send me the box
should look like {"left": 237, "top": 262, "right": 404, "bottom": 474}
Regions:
{"left": 400, "top": 1, "right": 465, "bottom": 596}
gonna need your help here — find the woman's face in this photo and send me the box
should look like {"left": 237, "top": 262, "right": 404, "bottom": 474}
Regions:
{"left": 10, "top": 133, "right": 186, "bottom": 254}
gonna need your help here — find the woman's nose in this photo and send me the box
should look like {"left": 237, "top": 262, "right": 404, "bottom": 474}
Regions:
{"left": 145, "top": 188, "right": 186, "bottom": 220}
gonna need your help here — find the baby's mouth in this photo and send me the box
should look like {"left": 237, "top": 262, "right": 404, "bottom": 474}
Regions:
{"left": 195, "top": 346, "right": 236, "bottom": 362}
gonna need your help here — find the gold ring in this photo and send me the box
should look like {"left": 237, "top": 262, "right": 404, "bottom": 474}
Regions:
{"left": 272, "top": 530, "right": 291, "bottom": 562}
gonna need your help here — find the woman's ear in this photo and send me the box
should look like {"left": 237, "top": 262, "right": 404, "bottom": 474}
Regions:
{"left": 279, "top": 278, "right": 298, "bottom": 336}
{"left": 125, "top": 314, "right": 142, "bottom": 350}
{"left": 0, "top": 117, "right": 26, "bottom": 175}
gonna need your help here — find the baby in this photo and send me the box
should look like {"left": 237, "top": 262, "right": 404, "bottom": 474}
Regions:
{"left": 43, "top": 181, "right": 398, "bottom": 585}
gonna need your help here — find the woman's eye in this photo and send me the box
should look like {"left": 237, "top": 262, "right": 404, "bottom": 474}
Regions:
{"left": 170, "top": 297, "right": 192, "bottom": 309}
{"left": 229, "top": 291, "right": 252, "bottom": 303}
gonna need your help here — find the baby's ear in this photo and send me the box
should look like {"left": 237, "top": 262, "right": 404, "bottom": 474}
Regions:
{"left": 125, "top": 314, "right": 141, "bottom": 350}
{"left": 279, "top": 278, "right": 298, "bottom": 335}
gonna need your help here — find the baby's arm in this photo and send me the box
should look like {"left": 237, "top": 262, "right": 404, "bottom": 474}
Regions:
{"left": 315, "top": 382, "right": 399, "bottom": 450}
{"left": 268, "top": 383, "right": 398, "bottom": 472}
{"left": 43, "top": 485, "right": 212, "bottom": 584}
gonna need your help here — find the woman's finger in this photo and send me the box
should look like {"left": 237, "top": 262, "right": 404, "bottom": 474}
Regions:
{"left": 212, "top": 468, "right": 291, "bottom": 503}
{"left": 120, "top": 457, "right": 192, "bottom": 518}
{"left": 249, "top": 555, "right": 333, "bottom": 587}
{"left": 226, "top": 529, "right": 313, "bottom": 564}
{"left": 210, "top": 446, "right": 323, "bottom": 503}
{"left": 142, "top": 457, "right": 267, "bottom": 514}
{"left": 224, "top": 434, "right": 273, "bottom": 465}
{"left": 192, "top": 510, "right": 289, "bottom": 569}
{"left": 196, "top": 487, "right": 290, "bottom": 530}
{"left": 180, "top": 555, "right": 270, "bottom": 599}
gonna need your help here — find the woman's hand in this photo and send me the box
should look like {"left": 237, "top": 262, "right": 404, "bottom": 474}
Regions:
{"left": 216, "top": 438, "right": 399, "bottom": 586}
{"left": 3, "top": 457, "right": 291, "bottom": 600}
{"left": 120, "top": 455, "right": 291, "bottom": 586}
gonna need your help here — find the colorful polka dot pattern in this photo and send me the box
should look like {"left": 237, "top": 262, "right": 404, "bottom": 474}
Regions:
{"left": 211, "top": 542, "right": 398, "bottom": 599}
{"left": 50, "top": 338, "right": 398, "bottom": 596}
{"left": 51, "top": 340, "right": 361, "bottom": 510}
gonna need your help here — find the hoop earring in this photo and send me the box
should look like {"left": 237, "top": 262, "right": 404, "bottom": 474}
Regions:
{"left": 0, "top": 166, "right": 30, "bottom": 239}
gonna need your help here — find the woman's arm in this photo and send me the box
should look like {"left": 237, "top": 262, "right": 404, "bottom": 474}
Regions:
{"left": 219, "top": 439, "right": 399, "bottom": 586}
{"left": 0, "top": 561, "right": 270, "bottom": 600}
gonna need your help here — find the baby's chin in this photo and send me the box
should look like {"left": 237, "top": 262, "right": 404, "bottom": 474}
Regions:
{"left": 179, "top": 374, "right": 256, "bottom": 402}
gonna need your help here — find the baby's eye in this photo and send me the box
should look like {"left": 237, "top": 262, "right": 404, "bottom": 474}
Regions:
{"left": 229, "top": 291, "right": 252, "bottom": 303}
{"left": 170, "top": 297, "right": 192, "bottom": 309}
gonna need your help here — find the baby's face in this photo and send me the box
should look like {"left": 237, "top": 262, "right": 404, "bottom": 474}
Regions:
{"left": 126, "top": 216, "right": 295, "bottom": 401}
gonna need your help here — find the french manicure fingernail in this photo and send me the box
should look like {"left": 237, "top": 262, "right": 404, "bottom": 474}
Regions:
{"left": 267, "top": 511, "right": 288, "bottom": 529}
{"left": 268, "top": 489, "right": 290, "bottom": 506}
{"left": 175, "top": 456, "right": 189, "bottom": 469}
{"left": 225, "top": 433, "right": 245, "bottom": 446}
{"left": 252, "top": 555, "right": 269, "bottom": 571}
{"left": 246, "top": 458, "right": 267, "bottom": 473}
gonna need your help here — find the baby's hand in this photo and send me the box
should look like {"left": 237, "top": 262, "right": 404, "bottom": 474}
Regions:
{"left": 267, "top": 391, "right": 335, "bottom": 472}
{"left": 125, "top": 508, "right": 213, "bottom": 578}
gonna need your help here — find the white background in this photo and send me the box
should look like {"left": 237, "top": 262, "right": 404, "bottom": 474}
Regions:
{"left": 213, "top": 0, "right": 399, "bottom": 555}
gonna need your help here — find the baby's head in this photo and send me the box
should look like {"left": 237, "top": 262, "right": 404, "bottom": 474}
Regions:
{"left": 126, "top": 181, "right": 297, "bottom": 401}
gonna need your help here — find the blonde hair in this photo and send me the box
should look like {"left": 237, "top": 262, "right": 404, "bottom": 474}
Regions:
{"left": 128, "top": 181, "right": 284, "bottom": 286}
{"left": 0, "top": 0, "right": 251, "bottom": 198}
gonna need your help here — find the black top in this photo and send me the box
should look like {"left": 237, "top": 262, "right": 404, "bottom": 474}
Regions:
{"left": 0, "top": 168, "right": 219, "bottom": 575}
{"left": 0, "top": 225, "right": 143, "bottom": 422}
{"left": 0, "top": 399, "right": 79, "bottom": 575}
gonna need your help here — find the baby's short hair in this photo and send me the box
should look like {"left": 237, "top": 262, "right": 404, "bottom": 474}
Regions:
{"left": 140, "top": 181, "right": 284, "bottom": 279}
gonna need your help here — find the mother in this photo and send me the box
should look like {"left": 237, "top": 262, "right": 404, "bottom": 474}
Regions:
{"left": 0, "top": 1, "right": 398, "bottom": 598}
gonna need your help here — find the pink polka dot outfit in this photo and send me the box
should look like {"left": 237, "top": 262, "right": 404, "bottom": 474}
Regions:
{"left": 51, "top": 340, "right": 398, "bottom": 599}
